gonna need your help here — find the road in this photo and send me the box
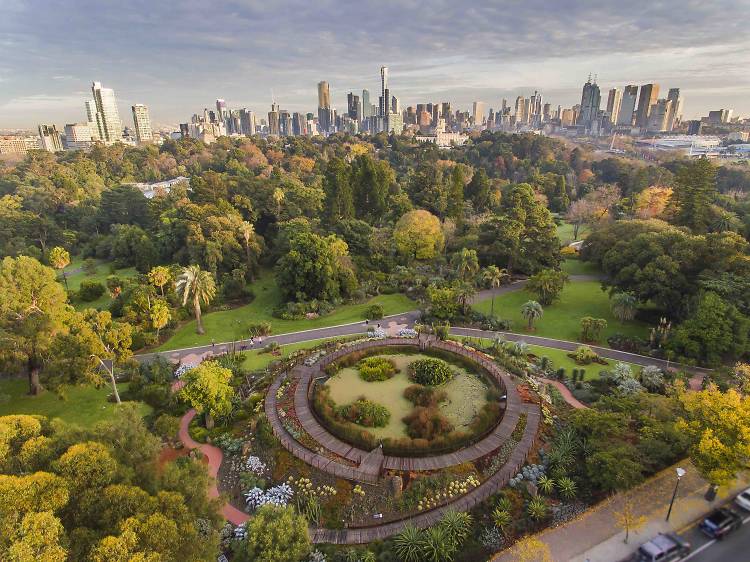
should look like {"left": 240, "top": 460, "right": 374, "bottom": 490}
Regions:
{"left": 681, "top": 506, "right": 750, "bottom": 562}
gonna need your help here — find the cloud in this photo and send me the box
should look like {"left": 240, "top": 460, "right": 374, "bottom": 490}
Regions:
{"left": 1, "top": 0, "right": 749, "bottom": 127}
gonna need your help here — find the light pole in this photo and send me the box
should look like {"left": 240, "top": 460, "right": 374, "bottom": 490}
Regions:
{"left": 666, "top": 467, "right": 686, "bottom": 522}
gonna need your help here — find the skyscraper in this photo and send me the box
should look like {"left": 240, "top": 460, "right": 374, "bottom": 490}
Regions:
{"left": 577, "top": 76, "right": 601, "bottom": 129}
{"left": 64, "top": 123, "right": 93, "bottom": 149}
{"left": 361, "top": 89, "right": 371, "bottom": 118}
{"left": 666, "top": 88, "right": 682, "bottom": 131}
{"left": 347, "top": 93, "right": 360, "bottom": 121}
{"left": 131, "top": 104, "right": 153, "bottom": 143}
{"left": 514, "top": 96, "right": 527, "bottom": 124}
{"left": 38, "top": 124, "right": 63, "bottom": 152}
{"left": 379, "top": 66, "right": 388, "bottom": 117}
{"left": 91, "top": 81, "right": 122, "bottom": 143}
{"left": 268, "top": 103, "right": 280, "bottom": 136}
{"left": 646, "top": 99, "right": 672, "bottom": 132}
{"left": 317, "top": 81, "right": 331, "bottom": 133}
{"left": 472, "top": 101, "right": 485, "bottom": 127}
{"left": 85, "top": 99, "right": 101, "bottom": 141}
{"left": 635, "top": 83, "right": 659, "bottom": 129}
{"left": 606, "top": 88, "right": 622, "bottom": 125}
{"left": 617, "top": 85, "right": 638, "bottom": 127}
{"left": 239, "top": 109, "right": 256, "bottom": 135}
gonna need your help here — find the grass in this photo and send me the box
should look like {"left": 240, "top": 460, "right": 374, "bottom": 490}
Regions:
{"left": 474, "top": 280, "right": 649, "bottom": 346}
{"left": 0, "top": 379, "right": 150, "bottom": 427}
{"left": 59, "top": 258, "right": 139, "bottom": 311}
{"left": 556, "top": 221, "right": 589, "bottom": 245}
{"left": 561, "top": 258, "right": 601, "bottom": 277}
{"left": 452, "top": 336, "right": 642, "bottom": 381}
{"left": 158, "top": 270, "right": 416, "bottom": 351}
{"left": 239, "top": 337, "right": 344, "bottom": 371}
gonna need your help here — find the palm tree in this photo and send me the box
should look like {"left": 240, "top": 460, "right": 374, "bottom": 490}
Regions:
{"left": 452, "top": 248, "right": 479, "bottom": 282}
{"left": 239, "top": 221, "right": 261, "bottom": 280}
{"left": 521, "top": 300, "right": 543, "bottom": 331}
{"left": 610, "top": 292, "right": 637, "bottom": 322}
{"left": 455, "top": 282, "right": 476, "bottom": 315}
{"left": 482, "top": 265, "right": 509, "bottom": 318}
{"left": 48, "top": 246, "right": 71, "bottom": 291}
{"left": 175, "top": 265, "right": 216, "bottom": 335}
{"left": 394, "top": 525, "right": 426, "bottom": 562}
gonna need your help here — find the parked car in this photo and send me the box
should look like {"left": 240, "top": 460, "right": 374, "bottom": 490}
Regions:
{"left": 699, "top": 507, "right": 743, "bottom": 539}
{"left": 633, "top": 532, "right": 691, "bottom": 562}
{"left": 734, "top": 487, "right": 750, "bottom": 511}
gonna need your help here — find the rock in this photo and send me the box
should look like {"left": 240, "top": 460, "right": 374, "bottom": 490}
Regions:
{"left": 389, "top": 475, "right": 403, "bottom": 497}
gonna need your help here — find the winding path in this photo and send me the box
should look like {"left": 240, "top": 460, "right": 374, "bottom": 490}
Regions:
{"left": 178, "top": 409, "right": 249, "bottom": 525}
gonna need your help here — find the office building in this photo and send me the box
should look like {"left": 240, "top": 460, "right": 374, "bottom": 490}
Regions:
{"left": 38, "top": 124, "right": 64, "bottom": 152}
{"left": 268, "top": 103, "right": 280, "bottom": 136}
{"left": 131, "top": 104, "right": 153, "bottom": 143}
{"left": 379, "top": 66, "right": 389, "bottom": 117}
{"left": 514, "top": 96, "right": 528, "bottom": 124}
{"left": 687, "top": 120, "right": 703, "bottom": 135}
{"left": 635, "top": 83, "right": 659, "bottom": 128}
{"left": 239, "top": 109, "right": 256, "bottom": 135}
{"left": 707, "top": 109, "right": 733, "bottom": 124}
{"left": 606, "top": 88, "right": 622, "bottom": 125}
{"left": 0, "top": 136, "right": 40, "bottom": 154}
{"left": 577, "top": 76, "right": 601, "bottom": 129}
{"left": 617, "top": 85, "right": 639, "bottom": 127}
{"left": 646, "top": 99, "right": 672, "bottom": 132}
{"left": 347, "top": 93, "right": 361, "bottom": 122}
{"left": 90, "top": 81, "right": 123, "bottom": 143}
{"left": 64, "top": 123, "right": 93, "bottom": 149}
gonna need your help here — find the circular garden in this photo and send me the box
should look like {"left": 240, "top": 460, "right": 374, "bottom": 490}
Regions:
{"left": 312, "top": 345, "right": 505, "bottom": 456}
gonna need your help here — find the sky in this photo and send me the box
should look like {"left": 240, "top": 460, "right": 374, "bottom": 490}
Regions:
{"left": 1, "top": 0, "right": 749, "bottom": 129}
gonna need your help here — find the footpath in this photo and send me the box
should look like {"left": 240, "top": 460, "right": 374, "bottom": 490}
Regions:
{"left": 492, "top": 462, "right": 750, "bottom": 562}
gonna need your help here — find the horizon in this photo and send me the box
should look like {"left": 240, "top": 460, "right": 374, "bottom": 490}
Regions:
{"left": 1, "top": 0, "right": 749, "bottom": 128}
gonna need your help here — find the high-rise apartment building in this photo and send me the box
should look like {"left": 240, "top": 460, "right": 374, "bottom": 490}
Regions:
{"left": 131, "top": 104, "right": 153, "bottom": 143}
{"left": 606, "top": 88, "right": 622, "bottom": 125}
{"left": 634, "top": 83, "right": 659, "bottom": 128}
{"left": 90, "top": 81, "right": 122, "bottom": 143}
{"left": 347, "top": 93, "right": 361, "bottom": 121}
{"left": 617, "top": 85, "right": 639, "bottom": 127}
{"left": 379, "top": 66, "right": 388, "bottom": 117}
{"left": 268, "top": 103, "right": 280, "bottom": 136}
{"left": 514, "top": 96, "right": 527, "bottom": 124}
{"left": 646, "top": 99, "right": 672, "bottom": 132}
{"left": 577, "top": 77, "right": 601, "bottom": 129}
{"left": 317, "top": 81, "right": 332, "bottom": 133}
{"left": 38, "top": 124, "right": 64, "bottom": 152}
{"left": 361, "top": 89, "right": 371, "bottom": 119}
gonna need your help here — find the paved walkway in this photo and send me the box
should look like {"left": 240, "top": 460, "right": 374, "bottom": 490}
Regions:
{"left": 472, "top": 274, "right": 603, "bottom": 304}
{"left": 492, "top": 462, "right": 750, "bottom": 562}
{"left": 178, "top": 409, "right": 249, "bottom": 525}
{"left": 537, "top": 376, "right": 588, "bottom": 409}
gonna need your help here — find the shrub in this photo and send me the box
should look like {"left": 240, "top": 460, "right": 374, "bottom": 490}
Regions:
{"left": 153, "top": 414, "right": 180, "bottom": 440}
{"left": 357, "top": 356, "right": 398, "bottom": 382}
{"left": 364, "top": 304, "right": 384, "bottom": 320}
{"left": 403, "top": 385, "right": 447, "bottom": 408}
{"left": 408, "top": 358, "right": 454, "bottom": 386}
{"left": 337, "top": 398, "right": 391, "bottom": 428}
{"left": 580, "top": 317, "right": 608, "bottom": 342}
{"left": 607, "top": 334, "right": 649, "bottom": 354}
{"left": 402, "top": 407, "right": 454, "bottom": 440}
{"left": 248, "top": 322, "right": 272, "bottom": 337}
{"left": 78, "top": 279, "right": 106, "bottom": 301}
{"left": 569, "top": 345, "right": 600, "bottom": 365}
{"left": 82, "top": 258, "right": 98, "bottom": 275}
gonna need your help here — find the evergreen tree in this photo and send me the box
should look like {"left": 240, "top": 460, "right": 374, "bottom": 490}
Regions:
{"left": 322, "top": 157, "right": 354, "bottom": 223}
{"left": 671, "top": 158, "right": 717, "bottom": 234}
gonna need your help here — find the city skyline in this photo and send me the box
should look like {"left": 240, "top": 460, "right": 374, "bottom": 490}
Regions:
{"left": 1, "top": 0, "right": 749, "bottom": 128}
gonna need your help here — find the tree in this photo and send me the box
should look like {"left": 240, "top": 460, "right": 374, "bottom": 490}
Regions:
{"left": 452, "top": 248, "right": 479, "bottom": 282}
{"left": 351, "top": 154, "right": 392, "bottom": 222}
{"left": 521, "top": 300, "right": 543, "bottom": 331}
{"left": 613, "top": 495, "right": 647, "bottom": 544}
{"left": 175, "top": 265, "right": 216, "bottom": 335}
{"left": 427, "top": 285, "right": 459, "bottom": 321}
{"left": 393, "top": 210, "right": 444, "bottom": 261}
{"left": 732, "top": 362, "right": 750, "bottom": 394}
{"left": 455, "top": 282, "right": 476, "bottom": 316}
{"left": 670, "top": 158, "right": 717, "bottom": 234}
{"left": 48, "top": 246, "right": 70, "bottom": 292}
{"left": 242, "top": 505, "right": 310, "bottom": 562}
{"left": 611, "top": 292, "right": 637, "bottom": 322}
{"left": 276, "top": 231, "right": 357, "bottom": 302}
{"left": 0, "top": 256, "right": 70, "bottom": 394}
{"left": 668, "top": 292, "right": 749, "bottom": 366}
{"left": 676, "top": 384, "right": 750, "bottom": 486}
{"left": 466, "top": 168, "right": 490, "bottom": 212}
{"left": 526, "top": 269, "right": 568, "bottom": 305}
{"left": 150, "top": 299, "right": 170, "bottom": 340}
{"left": 322, "top": 157, "right": 354, "bottom": 223}
{"left": 580, "top": 317, "right": 608, "bottom": 342}
{"left": 634, "top": 186, "right": 673, "bottom": 219}
{"left": 481, "top": 265, "right": 509, "bottom": 318}
{"left": 446, "top": 165, "right": 465, "bottom": 220}
{"left": 179, "top": 360, "right": 235, "bottom": 429}
{"left": 5, "top": 510, "right": 68, "bottom": 561}
{"left": 239, "top": 221, "right": 262, "bottom": 279}
{"left": 56, "top": 441, "right": 118, "bottom": 494}
{"left": 147, "top": 266, "right": 172, "bottom": 297}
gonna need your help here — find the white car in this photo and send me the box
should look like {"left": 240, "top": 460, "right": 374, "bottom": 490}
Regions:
{"left": 735, "top": 487, "right": 750, "bottom": 511}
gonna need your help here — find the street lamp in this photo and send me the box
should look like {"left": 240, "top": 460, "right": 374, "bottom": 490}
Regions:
{"left": 666, "top": 467, "right": 687, "bottom": 522}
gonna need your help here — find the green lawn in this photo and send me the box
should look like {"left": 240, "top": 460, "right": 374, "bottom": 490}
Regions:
{"left": 561, "top": 258, "right": 601, "bottom": 277}
{"left": 474, "top": 280, "right": 649, "bottom": 346}
{"left": 0, "top": 379, "right": 150, "bottom": 427}
{"left": 159, "top": 271, "right": 416, "bottom": 351}
{"left": 556, "top": 221, "right": 589, "bottom": 245}
{"left": 59, "top": 258, "right": 139, "bottom": 311}
{"left": 240, "top": 337, "right": 344, "bottom": 371}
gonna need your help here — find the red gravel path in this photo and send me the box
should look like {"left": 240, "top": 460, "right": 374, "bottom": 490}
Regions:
{"left": 537, "top": 377, "right": 588, "bottom": 409}
{"left": 178, "top": 409, "right": 249, "bottom": 525}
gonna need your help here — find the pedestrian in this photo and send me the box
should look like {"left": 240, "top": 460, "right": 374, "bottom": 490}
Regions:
{"left": 365, "top": 319, "right": 369, "bottom": 325}
{"left": 211, "top": 339, "right": 215, "bottom": 349}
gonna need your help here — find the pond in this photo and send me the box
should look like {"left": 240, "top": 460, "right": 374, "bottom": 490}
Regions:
{"left": 324, "top": 353, "right": 490, "bottom": 440}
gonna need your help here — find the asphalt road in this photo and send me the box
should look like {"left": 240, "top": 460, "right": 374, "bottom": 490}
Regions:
{"left": 681, "top": 505, "right": 750, "bottom": 561}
